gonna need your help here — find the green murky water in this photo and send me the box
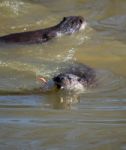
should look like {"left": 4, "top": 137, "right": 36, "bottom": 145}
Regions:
{"left": 0, "top": 0, "right": 126, "bottom": 149}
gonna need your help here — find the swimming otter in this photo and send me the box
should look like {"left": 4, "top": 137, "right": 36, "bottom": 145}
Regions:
{"left": 0, "top": 16, "right": 86, "bottom": 44}
{"left": 38, "top": 63, "right": 96, "bottom": 92}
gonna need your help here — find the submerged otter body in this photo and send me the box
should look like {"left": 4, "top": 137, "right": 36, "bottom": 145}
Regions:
{"left": 0, "top": 16, "right": 86, "bottom": 44}
{"left": 39, "top": 63, "right": 96, "bottom": 92}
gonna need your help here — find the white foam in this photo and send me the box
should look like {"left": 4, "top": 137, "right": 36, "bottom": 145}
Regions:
{"left": 79, "top": 21, "right": 87, "bottom": 31}
{"left": 56, "top": 32, "right": 62, "bottom": 37}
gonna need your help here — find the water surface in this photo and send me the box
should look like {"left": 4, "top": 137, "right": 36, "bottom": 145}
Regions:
{"left": 0, "top": 0, "right": 126, "bottom": 149}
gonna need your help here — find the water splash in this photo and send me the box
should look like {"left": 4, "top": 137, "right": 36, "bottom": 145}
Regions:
{"left": 0, "top": 1, "right": 24, "bottom": 16}
{"left": 63, "top": 48, "right": 76, "bottom": 62}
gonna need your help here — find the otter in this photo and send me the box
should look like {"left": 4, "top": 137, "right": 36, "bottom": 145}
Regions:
{"left": 0, "top": 16, "right": 86, "bottom": 44}
{"left": 38, "top": 63, "right": 96, "bottom": 93}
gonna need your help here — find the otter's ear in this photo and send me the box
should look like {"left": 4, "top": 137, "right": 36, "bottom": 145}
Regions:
{"left": 63, "top": 17, "right": 67, "bottom": 21}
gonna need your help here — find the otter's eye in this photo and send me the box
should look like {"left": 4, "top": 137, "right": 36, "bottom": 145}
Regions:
{"left": 60, "top": 77, "right": 64, "bottom": 81}
{"left": 78, "top": 78, "right": 81, "bottom": 82}
{"left": 79, "top": 19, "right": 83, "bottom": 24}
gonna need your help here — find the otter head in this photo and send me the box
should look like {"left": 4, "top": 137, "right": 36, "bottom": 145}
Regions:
{"left": 38, "top": 73, "right": 88, "bottom": 92}
{"left": 53, "top": 73, "right": 86, "bottom": 92}
{"left": 58, "top": 16, "right": 87, "bottom": 35}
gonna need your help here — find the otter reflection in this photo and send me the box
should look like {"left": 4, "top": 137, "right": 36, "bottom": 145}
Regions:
{"left": 43, "top": 91, "right": 80, "bottom": 109}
